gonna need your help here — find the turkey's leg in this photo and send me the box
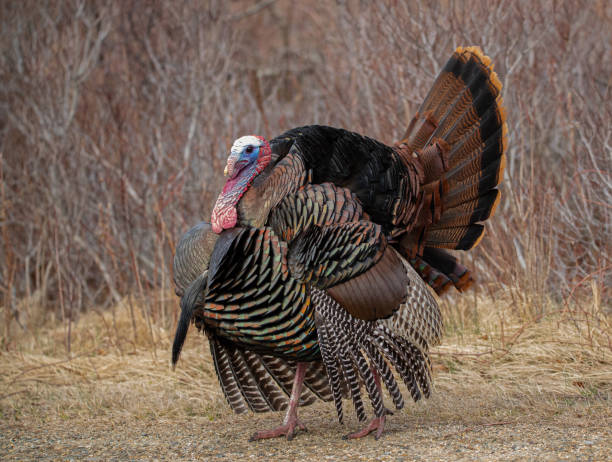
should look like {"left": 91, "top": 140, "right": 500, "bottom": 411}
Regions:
{"left": 344, "top": 368, "right": 390, "bottom": 440}
{"left": 249, "top": 362, "right": 308, "bottom": 441}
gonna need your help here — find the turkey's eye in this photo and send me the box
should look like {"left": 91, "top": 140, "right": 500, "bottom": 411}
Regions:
{"left": 245, "top": 145, "right": 254, "bottom": 154}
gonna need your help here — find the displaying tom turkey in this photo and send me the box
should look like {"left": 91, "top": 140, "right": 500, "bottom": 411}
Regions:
{"left": 172, "top": 46, "right": 507, "bottom": 440}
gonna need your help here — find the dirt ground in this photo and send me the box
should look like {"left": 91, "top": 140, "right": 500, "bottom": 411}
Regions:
{"left": 2, "top": 393, "right": 610, "bottom": 461}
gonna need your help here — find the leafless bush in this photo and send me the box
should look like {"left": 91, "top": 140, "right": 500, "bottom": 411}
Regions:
{"left": 1, "top": 0, "right": 610, "bottom": 348}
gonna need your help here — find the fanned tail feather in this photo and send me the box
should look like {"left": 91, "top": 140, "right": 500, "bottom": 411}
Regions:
{"left": 397, "top": 46, "right": 507, "bottom": 294}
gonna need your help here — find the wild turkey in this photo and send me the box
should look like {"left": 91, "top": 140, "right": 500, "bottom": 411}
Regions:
{"left": 173, "top": 46, "right": 507, "bottom": 440}
{"left": 174, "top": 191, "right": 441, "bottom": 440}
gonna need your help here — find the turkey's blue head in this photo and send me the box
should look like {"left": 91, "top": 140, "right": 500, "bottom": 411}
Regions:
{"left": 211, "top": 135, "right": 271, "bottom": 234}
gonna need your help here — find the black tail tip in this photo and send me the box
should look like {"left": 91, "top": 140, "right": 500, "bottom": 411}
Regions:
{"left": 171, "top": 272, "right": 208, "bottom": 367}
{"left": 171, "top": 305, "right": 193, "bottom": 367}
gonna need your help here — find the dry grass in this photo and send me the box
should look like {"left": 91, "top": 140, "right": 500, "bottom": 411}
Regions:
{"left": 0, "top": 298, "right": 226, "bottom": 424}
{"left": 435, "top": 292, "right": 611, "bottom": 418}
{"left": 1, "top": 293, "right": 609, "bottom": 430}
{"left": 1, "top": 292, "right": 610, "bottom": 460}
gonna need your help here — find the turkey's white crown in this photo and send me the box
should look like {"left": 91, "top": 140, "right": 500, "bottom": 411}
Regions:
{"left": 231, "top": 135, "right": 264, "bottom": 155}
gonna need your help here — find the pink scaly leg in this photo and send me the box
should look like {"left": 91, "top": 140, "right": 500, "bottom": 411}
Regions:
{"left": 249, "top": 362, "right": 308, "bottom": 441}
{"left": 344, "top": 367, "right": 391, "bottom": 440}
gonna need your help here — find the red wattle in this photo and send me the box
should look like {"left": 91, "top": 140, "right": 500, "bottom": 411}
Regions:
{"left": 211, "top": 205, "right": 237, "bottom": 234}
{"left": 222, "top": 177, "right": 240, "bottom": 194}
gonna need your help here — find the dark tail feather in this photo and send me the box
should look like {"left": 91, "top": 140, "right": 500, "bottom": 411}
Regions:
{"left": 408, "top": 255, "right": 454, "bottom": 295}
{"left": 423, "top": 247, "right": 474, "bottom": 292}
{"left": 172, "top": 272, "right": 208, "bottom": 367}
{"left": 409, "top": 248, "right": 475, "bottom": 295}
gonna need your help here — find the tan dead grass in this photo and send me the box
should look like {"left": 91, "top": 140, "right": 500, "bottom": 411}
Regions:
{"left": 0, "top": 298, "right": 226, "bottom": 425}
{"left": 435, "top": 291, "right": 611, "bottom": 409}
{"left": 1, "top": 290, "right": 610, "bottom": 430}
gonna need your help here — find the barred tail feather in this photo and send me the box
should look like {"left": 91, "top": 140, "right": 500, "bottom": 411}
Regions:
{"left": 311, "top": 288, "right": 433, "bottom": 423}
{"left": 336, "top": 328, "right": 385, "bottom": 419}
{"left": 363, "top": 342, "right": 404, "bottom": 411}
{"left": 338, "top": 342, "right": 368, "bottom": 422}
{"left": 315, "top": 319, "right": 345, "bottom": 423}
{"left": 257, "top": 355, "right": 319, "bottom": 407}
{"left": 302, "top": 361, "right": 336, "bottom": 402}
{"left": 352, "top": 347, "right": 385, "bottom": 418}
{"left": 397, "top": 336, "right": 433, "bottom": 399}
{"left": 372, "top": 329, "right": 422, "bottom": 402}
{"left": 209, "top": 337, "right": 249, "bottom": 414}
{"left": 209, "top": 336, "right": 335, "bottom": 414}
{"left": 227, "top": 347, "right": 273, "bottom": 412}
{"left": 243, "top": 351, "right": 288, "bottom": 411}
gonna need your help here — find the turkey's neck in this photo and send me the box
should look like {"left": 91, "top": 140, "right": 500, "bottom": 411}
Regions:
{"left": 237, "top": 151, "right": 307, "bottom": 228}
{"left": 211, "top": 164, "right": 258, "bottom": 233}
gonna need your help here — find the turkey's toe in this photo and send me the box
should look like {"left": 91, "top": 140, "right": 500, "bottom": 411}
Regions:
{"left": 248, "top": 419, "right": 307, "bottom": 442}
{"left": 343, "top": 415, "right": 386, "bottom": 440}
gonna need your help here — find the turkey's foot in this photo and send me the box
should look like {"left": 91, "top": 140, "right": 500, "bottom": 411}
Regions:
{"left": 249, "top": 362, "right": 308, "bottom": 441}
{"left": 249, "top": 418, "right": 307, "bottom": 441}
{"left": 343, "top": 415, "right": 387, "bottom": 440}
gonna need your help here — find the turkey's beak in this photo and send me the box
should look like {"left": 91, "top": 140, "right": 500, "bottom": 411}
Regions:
{"left": 223, "top": 165, "right": 229, "bottom": 176}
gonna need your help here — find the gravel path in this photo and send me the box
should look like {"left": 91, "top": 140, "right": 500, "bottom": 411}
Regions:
{"left": 2, "top": 400, "right": 610, "bottom": 461}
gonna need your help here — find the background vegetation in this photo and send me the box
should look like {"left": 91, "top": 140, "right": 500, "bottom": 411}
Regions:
{"left": 1, "top": 0, "right": 610, "bottom": 350}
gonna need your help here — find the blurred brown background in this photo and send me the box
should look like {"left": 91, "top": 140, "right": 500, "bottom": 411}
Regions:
{"left": 1, "top": 0, "right": 610, "bottom": 349}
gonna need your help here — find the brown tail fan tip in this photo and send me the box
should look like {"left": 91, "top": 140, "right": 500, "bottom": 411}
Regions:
{"left": 454, "top": 46, "right": 501, "bottom": 93}
{"left": 456, "top": 188, "right": 502, "bottom": 252}
{"left": 398, "top": 47, "right": 508, "bottom": 293}
{"left": 456, "top": 186, "right": 502, "bottom": 250}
